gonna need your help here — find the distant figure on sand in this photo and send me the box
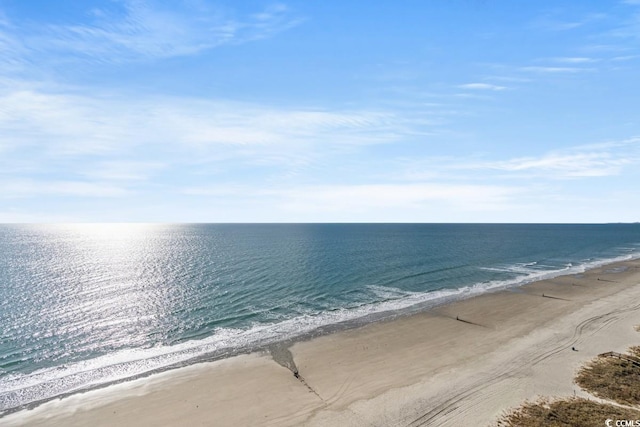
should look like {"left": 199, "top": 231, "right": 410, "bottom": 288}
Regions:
{"left": 572, "top": 347, "right": 577, "bottom": 351}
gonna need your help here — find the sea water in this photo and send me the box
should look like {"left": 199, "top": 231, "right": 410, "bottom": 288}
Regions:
{"left": 1, "top": 223, "right": 640, "bottom": 414}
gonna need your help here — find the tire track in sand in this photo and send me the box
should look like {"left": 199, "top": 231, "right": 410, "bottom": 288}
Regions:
{"left": 405, "top": 301, "right": 640, "bottom": 427}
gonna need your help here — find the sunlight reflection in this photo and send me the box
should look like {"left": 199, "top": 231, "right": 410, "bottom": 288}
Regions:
{"left": 42, "top": 223, "right": 181, "bottom": 351}
{"left": 55, "top": 223, "right": 163, "bottom": 240}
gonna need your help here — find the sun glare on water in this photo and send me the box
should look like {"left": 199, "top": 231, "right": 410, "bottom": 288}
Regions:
{"left": 57, "top": 223, "right": 163, "bottom": 239}
{"left": 36, "top": 223, "right": 180, "bottom": 349}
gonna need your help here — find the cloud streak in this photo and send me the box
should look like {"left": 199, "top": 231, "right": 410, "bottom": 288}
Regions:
{"left": 275, "top": 183, "right": 517, "bottom": 213}
{"left": 395, "top": 138, "right": 640, "bottom": 182}
{"left": 458, "top": 83, "right": 507, "bottom": 91}
{"left": 485, "top": 152, "right": 631, "bottom": 177}
{"left": 1, "top": 180, "right": 130, "bottom": 198}
{"left": 551, "top": 57, "right": 598, "bottom": 63}
{"left": 0, "top": 83, "right": 432, "bottom": 155}
{"left": 3, "top": 0, "right": 302, "bottom": 66}
{"left": 521, "top": 66, "right": 588, "bottom": 73}
{"left": 181, "top": 182, "right": 520, "bottom": 222}
{"left": 531, "top": 12, "right": 608, "bottom": 32}
{"left": 0, "top": 80, "right": 439, "bottom": 202}
{"left": 460, "top": 138, "right": 640, "bottom": 179}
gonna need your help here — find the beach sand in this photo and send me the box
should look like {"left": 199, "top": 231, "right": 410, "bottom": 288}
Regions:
{"left": 4, "top": 259, "right": 640, "bottom": 426}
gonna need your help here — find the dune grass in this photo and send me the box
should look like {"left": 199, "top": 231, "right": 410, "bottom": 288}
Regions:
{"left": 496, "top": 397, "right": 640, "bottom": 427}
{"left": 498, "top": 345, "right": 640, "bottom": 426}
{"left": 574, "top": 346, "right": 640, "bottom": 406}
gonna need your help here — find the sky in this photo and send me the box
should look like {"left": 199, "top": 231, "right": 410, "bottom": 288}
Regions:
{"left": 1, "top": 0, "right": 639, "bottom": 223}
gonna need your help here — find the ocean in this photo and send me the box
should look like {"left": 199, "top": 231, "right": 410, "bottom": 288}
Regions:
{"left": 1, "top": 223, "right": 640, "bottom": 415}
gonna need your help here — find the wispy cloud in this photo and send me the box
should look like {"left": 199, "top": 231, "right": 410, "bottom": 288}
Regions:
{"left": 0, "top": 20, "right": 32, "bottom": 75}
{"left": 0, "top": 80, "right": 438, "bottom": 200}
{"left": 521, "top": 66, "right": 588, "bottom": 73}
{"left": 463, "top": 138, "right": 640, "bottom": 178}
{"left": 394, "top": 138, "right": 640, "bottom": 182}
{"left": 484, "top": 153, "right": 631, "bottom": 177}
{"left": 80, "top": 161, "right": 166, "bottom": 182}
{"left": 484, "top": 75, "right": 532, "bottom": 83}
{"left": 1, "top": 180, "right": 130, "bottom": 198}
{"left": 276, "top": 183, "right": 517, "bottom": 213}
{"left": 608, "top": 7, "right": 640, "bottom": 41}
{"left": 610, "top": 55, "right": 639, "bottom": 61}
{"left": 0, "top": 82, "right": 433, "bottom": 155}
{"left": 183, "top": 183, "right": 519, "bottom": 218}
{"left": 551, "top": 57, "right": 598, "bottom": 63}
{"left": 531, "top": 12, "right": 608, "bottom": 32}
{"left": 0, "top": 87, "right": 146, "bottom": 156}
{"left": 3, "top": 1, "right": 302, "bottom": 65}
{"left": 458, "top": 83, "right": 507, "bottom": 91}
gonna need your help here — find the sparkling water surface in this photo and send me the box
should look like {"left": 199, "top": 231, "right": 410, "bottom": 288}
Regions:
{"left": 1, "top": 223, "right": 640, "bottom": 414}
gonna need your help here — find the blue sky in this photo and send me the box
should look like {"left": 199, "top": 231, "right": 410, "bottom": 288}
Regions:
{"left": 1, "top": 0, "right": 639, "bottom": 222}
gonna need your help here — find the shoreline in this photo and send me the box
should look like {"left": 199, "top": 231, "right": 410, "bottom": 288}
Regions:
{"left": 4, "top": 257, "right": 640, "bottom": 426}
{"left": 4, "top": 254, "right": 634, "bottom": 417}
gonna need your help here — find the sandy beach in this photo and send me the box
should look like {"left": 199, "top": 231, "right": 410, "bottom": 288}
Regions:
{"left": 4, "top": 258, "right": 640, "bottom": 427}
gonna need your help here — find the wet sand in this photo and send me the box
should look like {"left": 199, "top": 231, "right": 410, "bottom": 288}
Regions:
{"left": 4, "top": 259, "right": 640, "bottom": 426}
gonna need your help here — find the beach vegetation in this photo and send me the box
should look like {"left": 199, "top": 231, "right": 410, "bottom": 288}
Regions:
{"left": 575, "top": 346, "right": 640, "bottom": 406}
{"left": 496, "top": 397, "right": 640, "bottom": 427}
